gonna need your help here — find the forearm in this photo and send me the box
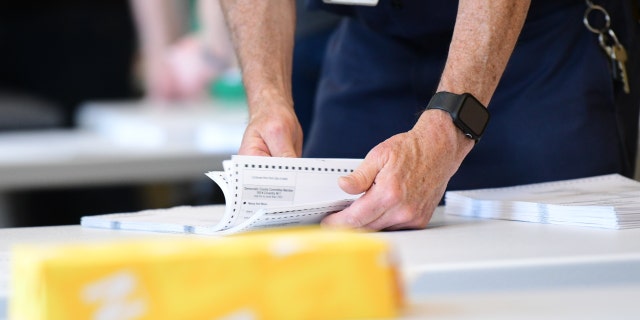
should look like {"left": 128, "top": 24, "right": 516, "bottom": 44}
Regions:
{"left": 219, "top": 0, "right": 296, "bottom": 110}
{"left": 437, "top": 0, "right": 531, "bottom": 106}
{"left": 414, "top": 1, "right": 531, "bottom": 173}
{"left": 198, "top": 0, "right": 235, "bottom": 63}
{"left": 130, "top": 0, "right": 187, "bottom": 55}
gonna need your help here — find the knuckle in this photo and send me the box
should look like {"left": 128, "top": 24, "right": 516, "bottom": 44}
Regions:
{"left": 380, "top": 185, "right": 402, "bottom": 204}
{"left": 264, "top": 121, "right": 288, "bottom": 137}
{"left": 367, "top": 141, "right": 393, "bottom": 162}
{"left": 390, "top": 207, "right": 415, "bottom": 225}
{"left": 396, "top": 208, "right": 430, "bottom": 229}
{"left": 345, "top": 213, "right": 368, "bottom": 228}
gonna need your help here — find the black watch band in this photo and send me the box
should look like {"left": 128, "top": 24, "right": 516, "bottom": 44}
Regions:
{"left": 425, "top": 92, "right": 490, "bottom": 141}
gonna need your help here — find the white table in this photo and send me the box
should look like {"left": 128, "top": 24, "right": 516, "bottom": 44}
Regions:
{"left": 402, "top": 284, "right": 640, "bottom": 319}
{"left": 0, "top": 99, "right": 247, "bottom": 190}
{"left": 0, "top": 130, "right": 235, "bottom": 190}
{"left": 0, "top": 99, "right": 247, "bottom": 226}
{"left": 1, "top": 207, "right": 639, "bottom": 319}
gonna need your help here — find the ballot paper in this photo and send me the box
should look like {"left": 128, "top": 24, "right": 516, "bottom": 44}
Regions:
{"left": 82, "top": 156, "right": 362, "bottom": 235}
{"left": 444, "top": 174, "right": 640, "bottom": 229}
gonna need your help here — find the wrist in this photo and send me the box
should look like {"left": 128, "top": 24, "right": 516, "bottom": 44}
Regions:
{"left": 425, "top": 92, "right": 490, "bottom": 143}
{"left": 247, "top": 86, "right": 293, "bottom": 110}
{"left": 415, "top": 110, "right": 475, "bottom": 161}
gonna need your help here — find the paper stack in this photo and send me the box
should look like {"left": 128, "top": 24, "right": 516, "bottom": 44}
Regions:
{"left": 82, "top": 155, "right": 362, "bottom": 235}
{"left": 444, "top": 174, "right": 640, "bottom": 229}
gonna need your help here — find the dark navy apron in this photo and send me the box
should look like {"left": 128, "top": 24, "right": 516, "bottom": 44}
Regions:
{"left": 303, "top": 0, "right": 640, "bottom": 190}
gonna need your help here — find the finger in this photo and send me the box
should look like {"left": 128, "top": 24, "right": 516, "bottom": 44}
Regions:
{"left": 332, "top": 177, "right": 432, "bottom": 231}
{"left": 321, "top": 185, "right": 386, "bottom": 229}
{"left": 262, "top": 125, "right": 301, "bottom": 158}
{"left": 239, "top": 145, "right": 271, "bottom": 157}
{"left": 365, "top": 210, "right": 431, "bottom": 231}
{"left": 266, "top": 139, "right": 298, "bottom": 158}
{"left": 338, "top": 157, "right": 383, "bottom": 195}
{"left": 238, "top": 134, "right": 272, "bottom": 156}
{"left": 382, "top": 219, "right": 430, "bottom": 231}
{"left": 238, "top": 139, "right": 299, "bottom": 158}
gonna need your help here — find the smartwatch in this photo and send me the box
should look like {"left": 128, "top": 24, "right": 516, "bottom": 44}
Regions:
{"left": 425, "top": 91, "right": 490, "bottom": 142}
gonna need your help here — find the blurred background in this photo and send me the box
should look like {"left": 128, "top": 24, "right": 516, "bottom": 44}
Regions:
{"left": 0, "top": 0, "right": 339, "bottom": 228}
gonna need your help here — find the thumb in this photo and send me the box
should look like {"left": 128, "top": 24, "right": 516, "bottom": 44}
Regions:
{"left": 338, "top": 158, "right": 381, "bottom": 195}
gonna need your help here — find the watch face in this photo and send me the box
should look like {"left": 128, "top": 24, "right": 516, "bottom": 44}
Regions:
{"left": 459, "top": 95, "right": 490, "bottom": 137}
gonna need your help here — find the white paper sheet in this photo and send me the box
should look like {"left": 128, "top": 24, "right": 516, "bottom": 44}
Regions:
{"left": 445, "top": 174, "right": 640, "bottom": 229}
{"left": 82, "top": 156, "right": 362, "bottom": 235}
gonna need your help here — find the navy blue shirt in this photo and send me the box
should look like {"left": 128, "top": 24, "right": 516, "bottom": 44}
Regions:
{"left": 302, "top": 0, "right": 640, "bottom": 189}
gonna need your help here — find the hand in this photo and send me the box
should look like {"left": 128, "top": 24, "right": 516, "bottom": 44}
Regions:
{"left": 143, "top": 56, "right": 181, "bottom": 100}
{"left": 321, "top": 110, "right": 474, "bottom": 231}
{"left": 143, "top": 35, "right": 231, "bottom": 101}
{"left": 165, "top": 35, "right": 228, "bottom": 98}
{"left": 238, "top": 96, "right": 303, "bottom": 157}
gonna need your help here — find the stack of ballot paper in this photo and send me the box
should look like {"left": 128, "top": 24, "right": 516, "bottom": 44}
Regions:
{"left": 82, "top": 155, "right": 363, "bottom": 235}
{"left": 444, "top": 174, "right": 640, "bottom": 229}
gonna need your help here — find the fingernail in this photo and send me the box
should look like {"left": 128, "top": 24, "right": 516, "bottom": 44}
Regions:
{"left": 338, "top": 175, "right": 351, "bottom": 187}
